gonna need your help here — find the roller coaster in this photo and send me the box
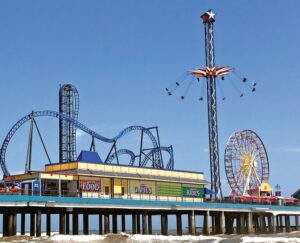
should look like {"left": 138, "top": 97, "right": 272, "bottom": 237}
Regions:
{"left": 0, "top": 84, "right": 174, "bottom": 177}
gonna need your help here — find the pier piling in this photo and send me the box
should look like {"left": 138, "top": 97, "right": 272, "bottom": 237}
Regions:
{"left": 36, "top": 210, "right": 41, "bottom": 237}
{"left": 148, "top": 213, "right": 152, "bottom": 234}
{"left": 104, "top": 213, "right": 110, "bottom": 234}
{"left": 285, "top": 215, "right": 291, "bottom": 233}
{"left": 59, "top": 212, "right": 66, "bottom": 235}
{"left": 295, "top": 215, "right": 299, "bottom": 231}
{"left": 188, "top": 210, "right": 196, "bottom": 235}
{"left": 99, "top": 213, "right": 103, "bottom": 234}
{"left": 142, "top": 212, "right": 147, "bottom": 234}
{"left": 176, "top": 212, "right": 182, "bottom": 236}
{"left": 121, "top": 214, "right": 126, "bottom": 232}
{"left": 73, "top": 212, "right": 78, "bottom": 235}
{"left": 203, "top": 211, "right": 210, "bottom": 235}
{"left": 83, "top": 213, "right": 89, "bottom": 235}
{"left": 132, "top": 213, "right": 137, "bottom": 234}
{"left": 161, "top": 213, "right": 168, "bottom": 236}
{"left": 46, "top": 213, "right": 51, "bottom": 236}
{"left": 137, "top": 213, "right": 141, "bottom": 234}
{"left": 21, "top": 212, "right": 26, "bottom": 235}
{"left": 30, "top": 212, "right": 35, "bottom": 236}
{"left": 112, "top": 213, "right": 117, "bottom": 233}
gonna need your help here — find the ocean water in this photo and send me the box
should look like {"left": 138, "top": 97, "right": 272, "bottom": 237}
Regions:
{"left": 1, "top": 232, "right": 300, "bottom": 243}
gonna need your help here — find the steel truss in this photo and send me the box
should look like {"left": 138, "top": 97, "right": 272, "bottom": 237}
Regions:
{"left": 59, "top": 84, "right": 79, "bottom": 163}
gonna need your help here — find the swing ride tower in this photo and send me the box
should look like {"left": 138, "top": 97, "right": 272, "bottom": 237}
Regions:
{"left": 191, "top": 10, "right": 231, "bottom": 199}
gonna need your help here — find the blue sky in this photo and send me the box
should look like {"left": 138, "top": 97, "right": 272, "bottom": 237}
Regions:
{"left": 0, "top": 0, "right": 300, "bottom": 198}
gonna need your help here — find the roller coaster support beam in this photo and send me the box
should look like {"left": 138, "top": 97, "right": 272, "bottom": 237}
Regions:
{"left": 33, "top": 118, "right": 51, "bottom": 165}
{"left": 25, "top": 112, "right": 34, "bottom": 173}
{"left": 90, "top": 137, "right": 96, "bottom": 152}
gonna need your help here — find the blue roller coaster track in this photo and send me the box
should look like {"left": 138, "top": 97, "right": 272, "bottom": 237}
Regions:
{"left": 0, "top": 110, "right": 174, "bottom": 176}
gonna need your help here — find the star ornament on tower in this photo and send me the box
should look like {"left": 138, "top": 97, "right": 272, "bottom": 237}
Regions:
{"left": 201, "top": 9, "right": 215, "bottom": 23}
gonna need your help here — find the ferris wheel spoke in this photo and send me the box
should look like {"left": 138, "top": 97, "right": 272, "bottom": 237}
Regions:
{"left": 243, "top": 164, "right": 253, "bottom": 195}
{"left": 251, "top": 163, "right": 262, "bottom": 185}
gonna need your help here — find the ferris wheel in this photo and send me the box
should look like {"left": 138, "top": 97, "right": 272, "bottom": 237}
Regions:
{"left": 224, "top": 130, "right": 269, "bottom": 195}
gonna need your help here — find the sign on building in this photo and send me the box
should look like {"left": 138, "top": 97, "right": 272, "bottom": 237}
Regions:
{"left": 182, "top": 187, "right": 204, "bottom": 198}
{"left": 80, "top": 180, "right": 101, "bottom": 192}
{"left": 134, "top": 184, "right": 152, "bottom": 194}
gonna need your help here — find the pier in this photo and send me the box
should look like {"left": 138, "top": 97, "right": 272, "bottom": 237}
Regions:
{"left": 1, "top": 195, "right": 300, "bottom": 237}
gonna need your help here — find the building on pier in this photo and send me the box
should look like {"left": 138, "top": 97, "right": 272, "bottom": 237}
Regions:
{"left": 3, "top": 151, "right": 208, "bottom": 202}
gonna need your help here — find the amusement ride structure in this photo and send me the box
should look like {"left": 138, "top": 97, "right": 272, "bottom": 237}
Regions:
{"left": 166, "top": 10, "right": 257, "bottom": 199}
{"left": 224, "top": 130, "right": 270, "bottom": 196}
{"left": 0, "top": 84, "right": 174, "bottom": 177}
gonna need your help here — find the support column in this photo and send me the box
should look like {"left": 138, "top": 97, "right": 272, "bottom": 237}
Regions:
{"left": 21, "top": 212, "right": 26, "bottom": 235}
{"left": 220, "top": 211, "right": 225, "bottom": 234}
{"left": 36, "top": 210, "right": 41, "bottom": 237}
{"left": 279, "top": 215, "right": 283, "bottom": 232}
{"left": 267, "top": 216, "right": 272, "bottom": 233}
{"left": 295, "top": 215, "right": 299, "bottom": 231}
{"left": 225, "top": 215, "right": 233, "bottom": 234}
{"left": 104, "top": 213, "right": 110, "bottom": 234}
{"left": 176, "top": 212, "right": 182, "bottom": 236}
{"left": 66, "top": 213, "right": 70, "bottom": 235}
{"left": 260, "top": 216, "right": 266, "bottom": 233}
{"left": 161, "top": 213, "right": 168, "bottom": 236}
{"left": 211, "top": 215, "right": 215, "bottom": 234}
{"left": 72, "top": 212, "right": 78, "bottom": 235}
{"left": 46, "top": 213, "right": 51, "bottom": 236}
{"left": 99, "top": 213, "right": 103, "bottom": 235}
{"left": 12, "top": 210, "right": 17, "bottom": 236}
{"left": 241, "top": 214, "right": 246, "bottom": 234}
{"left": 30, "top": 212, "right": 35, "bottom": 236}
{"left": 214, "top": 214, "right": 220, "bottom": 235}
{"left": 236, "top": 215, "right": 242, "bottom": 234}
{"left": 112, "top": 214, "right": 118, "bottom": 233}
{"left": 121, "top": 214, "right": 126, "bottom": 232}
{"left": 246, "top": 212, "right": 253, "bottom": 234}
{"left": 132, "top": 213, "right": 137, "bottom": 234}
{"left": 203, "top": 211, "right": 210, "bottom": 235}
{"left": 8, "top": 211, "right": 13, "bottom": 236}
{"left": 142, "top": 212, "right": 147, "bottom": 234}
{"left": 137, "top": 213, "right": 141, "bottom": 234}
{"left": 148, "top": 214, "right": 152, "bottom": 235}
{"left": 270, "top": 215, "right": 276, "bottom": 233}
{"left": 83, "top": 213, "right": 89, "bottom": 235}
{"left": 3, "top": 213, "right": 8, "bottom": 237}
{"left": 285, "top": 215, "right": 291, "bottom": 233}
{"left": 188, "top": 210, "right": 196, "bottom": 235}
{"left": 59, "top": 213, "right": 66, "bottom": 234}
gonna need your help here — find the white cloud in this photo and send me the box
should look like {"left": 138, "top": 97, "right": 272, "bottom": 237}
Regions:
{"left": 202, "top": 148, "right": 209, "bottom": 153}
{"left": 76, "top": 129, "right": 87, "bottom": 139}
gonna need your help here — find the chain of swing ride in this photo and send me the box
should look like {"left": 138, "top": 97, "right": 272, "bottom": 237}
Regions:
{"left": 165, "top": 69, "right": 257, "bottom": 101}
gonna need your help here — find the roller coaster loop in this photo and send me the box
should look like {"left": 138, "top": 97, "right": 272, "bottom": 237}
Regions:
{"left": 0, "top": 110, "right": 174, "bottom": 176}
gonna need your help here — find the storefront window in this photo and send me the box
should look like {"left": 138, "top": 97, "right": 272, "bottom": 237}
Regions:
{"left": 105, "top": 186, "right": 110, "bottom": 195}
